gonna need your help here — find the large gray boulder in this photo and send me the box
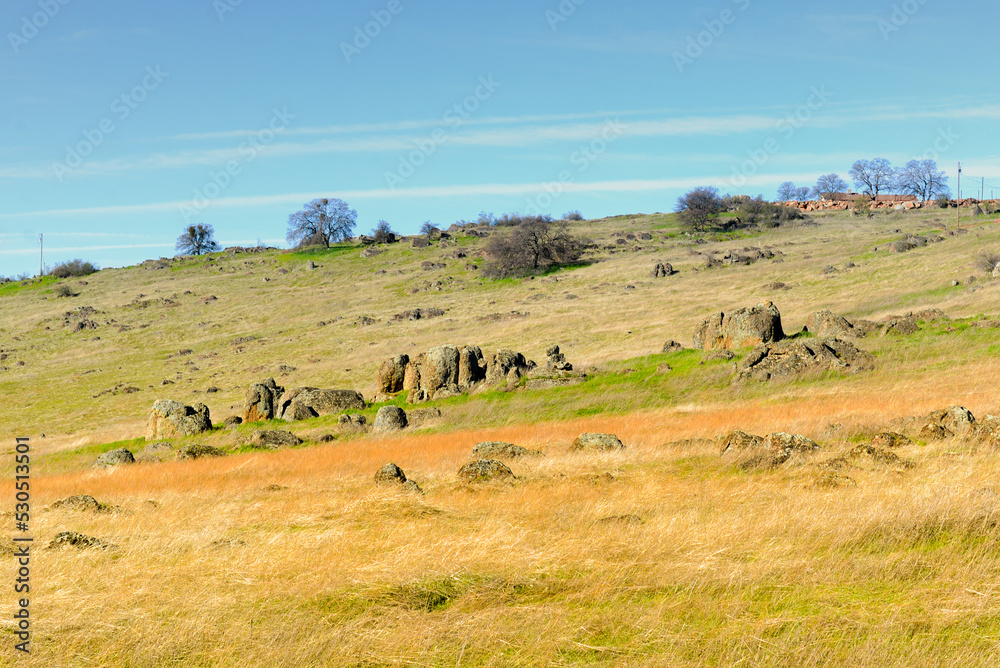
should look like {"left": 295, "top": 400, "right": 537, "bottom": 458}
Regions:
{"left": 373, "top": 406, "right": 408, "bottom": 431}
{"left": 247, "top": 430, "right": 303, "bottom": 450}
{"left": 458, "top": 459, "right": 515, "bottom": 483}
{"left": 805, "top": 310, "right": 865, "bottom": 339}
{"left": 244, "top": 378, "right": 285, "bottom": 422}
{"left": 95, "top": 448, "right": 135, "bottom": 468}
{"left": 146, "top": 400, "right": 212, "bottom": 440}
{"left": 694, "top": 301, "right": 785, "bottom": 351}
{"left": 420, "top": 345, "right": 461, "bottom": 399}
{"left": 278, "top": 388, "right": 365, "bottom": 420}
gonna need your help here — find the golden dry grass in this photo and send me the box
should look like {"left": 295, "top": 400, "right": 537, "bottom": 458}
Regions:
{"left": 4, "top": 405, "right": 1000, "bottom": 666}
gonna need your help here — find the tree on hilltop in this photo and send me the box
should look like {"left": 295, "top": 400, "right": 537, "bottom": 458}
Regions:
{"left": 286, "top": 198, "right": 357, "bottom": 248}
{"left": 176, "top": 224, "right": 220, "bottom": 256}
{"left": 849, "top": 158, "right": 896, "bottom": 196}
{"left": 811, "top": 174, "right": 849, "bottom": 199}
{"left": 675, "top": 186, "right": 722, "bottom": 233}
{"left": 896, "top": 159, "right": 949, "bottom": 201}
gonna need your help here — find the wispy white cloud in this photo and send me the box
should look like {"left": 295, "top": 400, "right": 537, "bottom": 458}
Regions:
{"left": 0, "top": 243, "right": 172, "bottom": 256}
{"left": 0, "top": 175, "right": 828, "bottom": 220}
{"left": 5, "top": 103, "right": 999, "bottom": 180}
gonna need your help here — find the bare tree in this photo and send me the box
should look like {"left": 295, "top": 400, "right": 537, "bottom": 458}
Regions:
{"left": 372, "top": 220, "right": 395, "bottom": 243}
{"left": 896, "top": 159, "right": 949, "bottom": 201}
{"left": 286, "top": 198, "right": 357, "bottom": 248}
{"left": 811, "top": 173, "right": 849, "bottom": 199}
{"left": 419, "top": 221, "right": 438, "bottom": 236}
{"left": 777, "top": 182, "right": 797, "bottom": 201}
{"left": 675, "top": 186, "right": 722, "bottom": 233}
{"left": 850, "top": 158, "right": 896, "bottom": 196}
{"left": 176, "top": 224, "right": 221, "bottom": 256}
{"left": 794, "top": 186, "right": 811, "bottom": 200}
{"left": 483, "top": 218, "right": 584, "bottom": 278}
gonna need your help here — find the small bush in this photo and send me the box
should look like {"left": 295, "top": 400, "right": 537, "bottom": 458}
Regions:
{"left": 974, "top": 250, "right": 1000, "bottom": 274}
{"left": 49, "top": 259, "right": 98, "bottom": 279}
{"left": 562, "top": 210, "right": 584, "bottom": 221}
{"left": 936, "top": 194, "right": 950, "bottom": 209}
{"left": 53, "top": 283, "right": 77, "bottom": 298}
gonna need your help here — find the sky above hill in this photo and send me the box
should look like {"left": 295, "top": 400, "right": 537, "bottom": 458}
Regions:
{"left": 1, "top": 0, "right": 998, "bottom": 276}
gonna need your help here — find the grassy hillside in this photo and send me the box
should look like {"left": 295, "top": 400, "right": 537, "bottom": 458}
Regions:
{"left": 4, "top": 207, "right": 1000, "bottom": 666}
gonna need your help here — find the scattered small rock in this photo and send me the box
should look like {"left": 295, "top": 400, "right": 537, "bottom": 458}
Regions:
{"left": 571, "top": 433, "right": 625, "bottom": 452}
{"left": 48, "top": 531, "right": 115, "bottom": 550}
{"left": 176, "top": 444, "right": 227, "bottom": 460}
{"left": 472, "top": 442, "right": 543, "bottom": 459}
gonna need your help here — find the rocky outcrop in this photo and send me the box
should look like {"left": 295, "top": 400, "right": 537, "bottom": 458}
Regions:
{"left": 694, "top": 301, "right": 785, "bottom": 351}
{"left": 651, "top": 262, "right": 675, "bottom": 278}
{"left": 721, "top": 431, "right": 820, "bottom": 469}
{"left": 546, "top": 345, "right": 572, "bottom": 372}
{"left": 737, "top": 338, "right": 874, "bottom": 381}
{"left": 389, "top": 345, "right": 536, "bottom": 402}
{"left": 571, "top": 433, "right": 626, "bottom": 452}
{"left": 146, "top": 400, "right": 212, "bottom": 439}
{"left": 373, "top": 406, "right": 408, "bottom": 431}
{"left": 278, "top": 388, "right": 365, "bottom": 420}
{"left": 925, "top": 405, "right": 976, "bottom": 436}
{"left": 244, "top": 378, "right": 285, "bottom": 422}
{"left": 718, "top": 430, "right": 764, "bottom": 455}
{"left": 485, "top": 349, "right": 537, "bottom": 388}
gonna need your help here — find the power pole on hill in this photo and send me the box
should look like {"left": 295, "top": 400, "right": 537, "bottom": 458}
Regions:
{"left": 957, "top": 162, "right": 961, "bottom": 228}
{"left": 38, "top": 234, "right": 43, "bottom": 277}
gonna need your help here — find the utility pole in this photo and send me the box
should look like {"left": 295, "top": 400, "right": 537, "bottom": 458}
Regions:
{"left": 957, "top": 162, "right": 961, "bottom": 228}
{"left": 38, "top": 234, "right": 43, "bottom": 277}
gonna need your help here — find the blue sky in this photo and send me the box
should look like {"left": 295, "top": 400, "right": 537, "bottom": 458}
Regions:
{"left": 1, "top": 0, "right": 998, "bottom": 277}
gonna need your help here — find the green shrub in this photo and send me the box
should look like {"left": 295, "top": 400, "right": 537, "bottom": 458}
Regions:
{"left": 49, "top": 259, "right": 98, "bottom": 278}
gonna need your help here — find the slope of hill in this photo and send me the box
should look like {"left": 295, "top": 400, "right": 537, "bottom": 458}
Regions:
{"left": 4, "top": 208, "right": 1000, "bottom": 667}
